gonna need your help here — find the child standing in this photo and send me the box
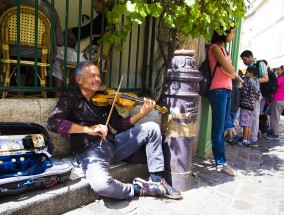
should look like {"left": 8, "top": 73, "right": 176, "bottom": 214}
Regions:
{"left": 239, "top": 66, "right": 261, "bottom": 146}
{"left": 225, "top": 77, "right": 241, "bottom": 145}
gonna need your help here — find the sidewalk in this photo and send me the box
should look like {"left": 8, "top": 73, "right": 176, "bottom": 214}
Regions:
{"left": 64, "top": 118, "right": 284, "bottom": 215}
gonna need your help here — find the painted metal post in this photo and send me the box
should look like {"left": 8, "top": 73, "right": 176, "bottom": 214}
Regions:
{"left": 160, "top": 49, "right": 201, "bottom": 191}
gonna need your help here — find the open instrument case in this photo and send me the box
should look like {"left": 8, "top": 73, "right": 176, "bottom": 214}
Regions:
{"left": 0, "top": 122, "right": 72, "bottom": 197}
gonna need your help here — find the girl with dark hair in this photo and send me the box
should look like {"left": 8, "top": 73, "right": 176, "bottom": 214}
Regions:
{"left": 208, "top": 26, "right": 237, "bottom": 176}
{"left": 267, "top": 65, "right": 284, "bottom": 141}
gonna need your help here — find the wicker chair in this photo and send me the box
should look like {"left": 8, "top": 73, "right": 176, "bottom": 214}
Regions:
{"left": 0, "top": 6, "right": 51, "bottom": 98}
{"left": 94, "top": 31, "right": 112, "bottom": 73}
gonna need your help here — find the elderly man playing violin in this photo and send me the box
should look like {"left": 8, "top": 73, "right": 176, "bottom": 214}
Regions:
{"left": 47, "top": 60, "right": 181, "bottom": 200}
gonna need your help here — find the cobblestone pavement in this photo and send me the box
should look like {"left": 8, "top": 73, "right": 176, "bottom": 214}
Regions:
{"left": 64, "top": 118, "right": 284, "bottom": 215}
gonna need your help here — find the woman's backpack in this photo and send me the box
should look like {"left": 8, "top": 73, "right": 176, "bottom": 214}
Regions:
{"left": 198, "top": 58, "right": 218, "bottom": 97}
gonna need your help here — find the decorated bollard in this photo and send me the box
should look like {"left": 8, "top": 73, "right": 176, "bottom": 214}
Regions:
{"left": 160, "top": 49, "right": 201, "bottom": 191}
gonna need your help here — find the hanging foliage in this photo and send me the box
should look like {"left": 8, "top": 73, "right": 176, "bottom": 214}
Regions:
{"left": 102, "top": 0, "right": 248, "bottom": 49}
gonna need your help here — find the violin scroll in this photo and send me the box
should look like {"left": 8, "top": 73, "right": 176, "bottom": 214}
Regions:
{"left": 155, "top": 105, "right": 168, "bottom": 114}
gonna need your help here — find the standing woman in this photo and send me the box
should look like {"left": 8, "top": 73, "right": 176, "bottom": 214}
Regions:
{"left": 208, "top": 26, "right": 237, "bottom": 176}
{"left": 267, "top": 65, "right": 284, "bottom": 141}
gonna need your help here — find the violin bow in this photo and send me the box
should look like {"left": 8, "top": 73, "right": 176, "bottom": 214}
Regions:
{"left": 100, "top": 75, "right": 124, "bottom": 145}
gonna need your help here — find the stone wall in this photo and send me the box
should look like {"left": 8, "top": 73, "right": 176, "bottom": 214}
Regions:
{"left": 0, "top": 98, "right": 71, "bottom": 157}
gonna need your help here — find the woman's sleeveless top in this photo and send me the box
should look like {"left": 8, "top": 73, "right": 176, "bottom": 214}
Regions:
{"left": 208, "top": 44, "right": 232, "bottom": 91}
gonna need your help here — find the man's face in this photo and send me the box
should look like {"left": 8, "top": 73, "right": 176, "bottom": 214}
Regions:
{"left": 94, "top": 0, "right": 103, "bottom": 14}
{"left": 77, "top": 65, "right": 101, "bottom": 93}
{"left": 241, "top": 56, "right": 253, "bottom": 66}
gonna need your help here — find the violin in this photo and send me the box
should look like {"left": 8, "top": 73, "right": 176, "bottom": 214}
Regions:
{"left": 92, "top": 89, "right": 168, "bottom": 114}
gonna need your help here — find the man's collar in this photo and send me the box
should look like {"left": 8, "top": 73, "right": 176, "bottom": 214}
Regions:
{"left": 249, "top": 58, "right": 257, "bottom": 66}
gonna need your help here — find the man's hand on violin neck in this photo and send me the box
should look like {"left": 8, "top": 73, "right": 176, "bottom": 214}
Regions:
{"left": 129, "top": 98, "right": 156, "bottom": 125}
{"left": 85, "top": 124, "right": 108, "bottom": 139}
{"left": 140, "top": 98, "right": 156, "bottom": 115}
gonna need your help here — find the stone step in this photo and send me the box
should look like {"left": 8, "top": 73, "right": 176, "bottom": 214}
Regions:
{"left": 0, "top": 161, "right": 148, "bottom": 215}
